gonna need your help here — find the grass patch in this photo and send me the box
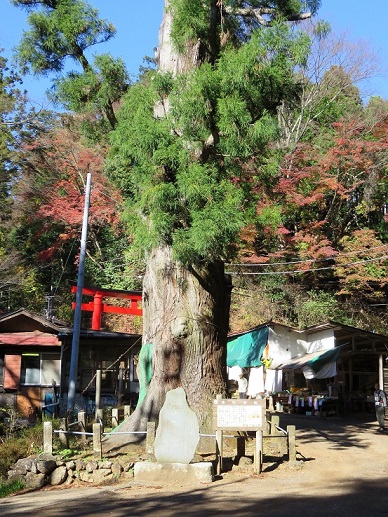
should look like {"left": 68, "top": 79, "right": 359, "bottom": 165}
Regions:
{"left": 0, "top": 479, "right": 26, "bottom": 498}
{"left": 0, "top": 422, "right": 44, "bottom": 481}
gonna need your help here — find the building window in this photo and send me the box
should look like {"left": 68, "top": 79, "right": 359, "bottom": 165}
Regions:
{"left": 21, "top": 353, "right": 60, "bottom": 386}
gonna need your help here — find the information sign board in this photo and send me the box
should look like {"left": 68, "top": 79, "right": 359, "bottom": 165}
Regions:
{"left": 213, "top": 398, "right": 265, "bottom": 431}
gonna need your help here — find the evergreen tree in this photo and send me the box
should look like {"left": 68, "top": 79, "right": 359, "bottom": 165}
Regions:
{"left": 13, "top": 0, "right": 129, "bottom": 130}
{"left": 105, "top": 0, "right": 320, "bottom": 445}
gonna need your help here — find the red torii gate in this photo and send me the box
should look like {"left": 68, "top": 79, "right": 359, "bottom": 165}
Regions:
{"left": 70, "top": 283, "right": 142, "bottom": 331}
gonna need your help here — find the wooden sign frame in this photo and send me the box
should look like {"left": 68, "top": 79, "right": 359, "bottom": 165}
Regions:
{"left": 213, "top": 398, "right": 266, "bottom": 431}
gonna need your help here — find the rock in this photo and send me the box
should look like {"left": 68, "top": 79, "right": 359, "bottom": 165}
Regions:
{"left": 75, "top": 459, "right": 86, "bottom": 471}
{"left": 66, "top": 460, "right": 76, "bottom": 470}
{"left": 86, "top": 460, "right": 99, "bottom": 473}
{"left": 25, "top": 472, "right": 46, "bottom": 489}
{"left": 49, "top": 466, "right": 68, "bottom": 486}
{"left": 78, "top": 471, "right": 93, "bottom": 483}
{"left": 92, "top": 469, "right": 114, "bottom": 484}
{"left": 7, "top": 471, "right": 24, "bottom": 482}
{"left": 10, "top": 457, "right": 34, "bottom": 474}
{"left": 99, "top": 461, "right": 112, "bottom": 469}
{"left": 111, "top": 462, "right": 123, "bottom": 477}
{"left": 238, "top": 456, "right": 253, "bottom": 466}
{"left": 36, "top": 459, "right": 57, "bottom": 474}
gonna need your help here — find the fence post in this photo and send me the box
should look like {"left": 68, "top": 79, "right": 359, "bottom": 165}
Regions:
{"left": 78, "top": 411, "right": 87, "bottom": 443}
{"left": 287, "top": 425, "right": 296, "bottom": 462}
{"left": 254, "top": 429, "right": 263, "bottom": 474}
{"left": 146, "top": 421, "right": 155, "bottom": 454}
{"left": 93, "top": 423, "right": 102, "bottom": 459}
{"left": 59, "top": 417, "right": 69, "bottom": 448}
{"left": 216, "top": 429, "right": 223, "bottom": 476}
{"left": 124, "top": 405, "right": 131, "bottom": 419}
{"left": 112, "top": 408, "right": 119, "bottom": 429}
{"left": 43, "top": 421, "right": 53, "bottom": 454}
{"left": 95, "top": 369, "right": 102, "bottom": 421}
{"left": 118, "top": 368, "right": 124, "bottom": 406}
{"left": 270, "top": 415, "right": 280, "bottom": 435}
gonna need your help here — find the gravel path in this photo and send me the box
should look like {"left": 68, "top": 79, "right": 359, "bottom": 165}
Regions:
{"left": 1, "top": 413, "right": 387, "bottom": 516}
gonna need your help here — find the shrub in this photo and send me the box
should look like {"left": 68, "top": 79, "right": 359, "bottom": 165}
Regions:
{"left": 0, "top": 423, "right": 44, "bottom": 481}
{"left": 0, "top": 479, "right": 26, "bottom": 498}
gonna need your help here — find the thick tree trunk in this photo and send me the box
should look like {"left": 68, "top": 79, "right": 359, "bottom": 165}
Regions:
{"left": 104, "top": 246, "right": 231, "bottom": 450}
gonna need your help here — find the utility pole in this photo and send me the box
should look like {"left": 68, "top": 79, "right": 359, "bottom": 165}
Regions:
{"left": 67, "top": 173, "right": 92, "bottom": 412}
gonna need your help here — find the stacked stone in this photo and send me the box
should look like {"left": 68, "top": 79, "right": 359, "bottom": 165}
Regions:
{"left": 8, "top": 455, "right": 135, "bottom": 489}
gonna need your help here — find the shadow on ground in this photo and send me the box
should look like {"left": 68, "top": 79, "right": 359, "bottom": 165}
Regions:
{"left": 2, "top": 477, "right": 388, "bottom": 516}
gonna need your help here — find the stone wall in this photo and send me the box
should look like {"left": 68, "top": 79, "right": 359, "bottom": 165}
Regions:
{"left": 8, "top": 454, "right": 134, "bottom": 489}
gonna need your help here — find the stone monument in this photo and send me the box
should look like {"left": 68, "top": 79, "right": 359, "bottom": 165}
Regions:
{"left": 154, "top": 387, "right": 199, "bottom": 464}
{"left": 134, "top": 387, "right": 214, "bottom": 484}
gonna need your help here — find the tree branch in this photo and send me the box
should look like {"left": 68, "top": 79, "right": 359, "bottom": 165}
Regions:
{"left": 223, "top": 6, "right": 312, "bottom": 26}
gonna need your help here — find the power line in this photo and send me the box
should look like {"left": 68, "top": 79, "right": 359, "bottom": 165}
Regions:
{"left": 227, "top": 244, "right": 388, "bottom": 268}
{"left": 226, "top": 254, "right": 388, "bottom": 276}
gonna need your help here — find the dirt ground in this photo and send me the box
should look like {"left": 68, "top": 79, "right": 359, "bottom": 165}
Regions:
{"left": 1, "top": 412, "right": 388, "bottom": 516}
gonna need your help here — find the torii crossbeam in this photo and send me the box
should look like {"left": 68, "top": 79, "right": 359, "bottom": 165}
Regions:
{"left": 70, "top": 282, "right": 142, "bottom": 330}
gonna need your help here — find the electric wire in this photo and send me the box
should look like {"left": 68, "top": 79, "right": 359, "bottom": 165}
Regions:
{"left": 226, "top": 254, "right": 388, "bottom": 275}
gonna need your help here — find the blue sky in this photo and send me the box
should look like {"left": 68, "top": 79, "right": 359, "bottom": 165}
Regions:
{"left": 1, "top": 0, "right": 388, "bottom": 106}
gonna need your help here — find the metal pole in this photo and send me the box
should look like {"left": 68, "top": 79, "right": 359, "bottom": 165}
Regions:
{"left": 67, "top": 173, "right": 92, "bottom": 411}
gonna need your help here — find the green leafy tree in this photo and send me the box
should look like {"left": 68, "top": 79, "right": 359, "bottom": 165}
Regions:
{"left": 12, "top": 0, "right": 129, "bottom": 129}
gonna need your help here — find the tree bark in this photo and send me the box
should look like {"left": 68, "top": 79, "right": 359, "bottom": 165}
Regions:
{"left": 104, "top": 246, "right": 231, "bottom": 450}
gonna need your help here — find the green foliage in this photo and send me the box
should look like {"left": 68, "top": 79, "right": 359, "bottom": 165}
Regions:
{"left": 295, "top": 290, "right": 343, "bottom": 327}
{"left": 169, "top": 0, "right": 320, "bottom": 52}
{"left": 13, "top": 0, "right": 128, "bottom": 130}
{"left": 0, "top": 479, "right": 25, "bottom": 498}
{"left": 169, "top": 0, "right": 212, "bottom": 53}
{"left": 0, "top": 420, "right": 44, "bottom": 481}
{"left": 335, "top": 229, "right": 388, "bottom": 301}
{"left": 52, "top": 53, "right": 129, "bottom": 114}
{"left": 15, "top": 0, "right": 116, "bottom": 75}
{"left": 108, "top": 20, "right": 311, "bottom": 265}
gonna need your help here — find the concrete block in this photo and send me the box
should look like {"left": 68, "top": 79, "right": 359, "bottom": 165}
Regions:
{"left": 134, "top": 462, "right": 214, "bottom": 485}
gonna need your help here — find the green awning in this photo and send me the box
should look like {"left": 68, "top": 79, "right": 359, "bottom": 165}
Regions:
{"left": 306, "top": 346, "right": 343, "bottom": 373}
{"left": 227, "top": 326, "right": 269, "bottom": 368}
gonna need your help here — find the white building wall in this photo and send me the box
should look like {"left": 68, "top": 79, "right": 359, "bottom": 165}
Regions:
{"left": 305, "top": 328, "right": 335, "bottom": 353}
{"left": 268, "top": 324, "right": 335, "bottom": 362}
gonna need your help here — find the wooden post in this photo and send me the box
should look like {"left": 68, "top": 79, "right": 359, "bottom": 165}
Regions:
{"left": 254, "top": 430, "right": 263, "bottom": 474}
{"left": 270, "top": 415, "right": 280, "bottom": 435}
{"left": 112, "top": 408, "right": 119, "bottom": 429}
{"left": 118, "top": 368, "right": 124, "bottom": 406}
{"left": 146, "top": 421, "right": 156, "bottom": 454}
{"left": 93, "top": 423, "right": 102, "bottom": 459}
{"left": 96, "top": 409, "right": 104, "bottom": 432}
{"left": 124, "top": 405, "right": 131, "bottom": 419}
{"left": 266, "top": 410, "right": 271, "bottom": 434}
{"left": 236, "top": 435, "right": 245, "bottom": 458}
{"left": 287, "top": 425, "right": 296, "bottom": 462}
{"left": 78, "top": 411, "right": 87, "bottom": 443}
{"left": 216, "top": 429, "right": 223, "bottom": 475}
{"left": 43, "top": 421, "right": 53, "bottom": 454}
{"left": 59, "top": 417, "right": 69, "bottom": 448}
{"left": 95, "top": 369, "right": 102, "bottom": 421}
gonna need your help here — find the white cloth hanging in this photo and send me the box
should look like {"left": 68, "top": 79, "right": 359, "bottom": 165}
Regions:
{"left": 247, "top": 367, "right": 265, "bottom": 397}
